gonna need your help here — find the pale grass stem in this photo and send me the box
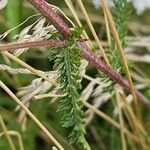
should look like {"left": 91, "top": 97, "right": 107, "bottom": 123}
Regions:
{"left": 100, "top": 0, "right": 140, "bottom": 116}
{"left": 0, "top": 130, "right": 24, "bottom": 150}
{"left": 0, "top": 81, "right": 64, "bottom": 150}
{"left": 64, "top": 0, "right": 93, "bottom": 48}
{"left": 34, "top": 93, "right": 67, "bottom": 100}
{"left": 122, "top": 95, "right": 146, "bottom": 135}
{"left": 104, "top": 11, "right": 111, "bottom": 49}
{"left": 76, "top": 0, "right": 111, "bottom": 66}
{"left": 0, "top": 114, "right": 16, "bottom": 150}
{"left": 82, "top": 101, "right": 140, "bottom": 143}
{"left": 46, "top": 2, "right": 74, "bottom": 27}
{"left": 134, "top": 65, "right": 150, "bottom": 79}
{"left": 1, "top": 51, "right": 58, "bottom": 86}
{"left": 121, "top": 94, "right": 148, "bottom": 149}
{"left": 115, "top": 85, "right": 127, "bottom": 150}
{"left": 0, "top": 14, "right": 40, "bottom": 41}
{"left": 34, "top": 93, "right": 140, "bottom": 144}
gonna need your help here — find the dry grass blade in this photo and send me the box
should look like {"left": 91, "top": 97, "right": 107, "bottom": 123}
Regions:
{"left": 0, "top": 0, "right": 149, "bottom": 149}
{"left": 82, "top": 101, "right": 140, "bottom": 143}
{"left": 1, "top": 51, "right": 58, "bottom": 86}
{"left": 76, "top": 0, "right": 110, "bottom": 66}
{"left": 35, "top": 93, "right": 139, "bottom": 144}
{"left": 0, "top": 81, "right": 64, "bottom": 150}
{"left": 104, "top": 11, "right": 111, "bottom": 49}
{"left": 34, "top": 93, "right": 67, "bottom": 100}
{"left": 0, "top": 130, "right": 24, "bottom": 150}
{"left": 120, "top": 94, "right": 148, "bottom": 149}
{"left": 64, "top": 0, "right": 92, "bottom": 48}
{"left": 115, "top": 85, "right": 127, "bottom": 150}
{"left": 0, "top": 114, "right": 16, "bottom": 150}
{"left": 99, "top": 0, "right": 139, "bottom": 113}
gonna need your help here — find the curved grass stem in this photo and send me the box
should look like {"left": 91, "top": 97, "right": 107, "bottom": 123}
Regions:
{"left": 0, "top": 81, "right": 64, "bottom": 150}
{"left": 0, "top": 114, "right": 16, "bottom": 150}
{"left": 1, "top": 51, "right": 58, "bottom": 86}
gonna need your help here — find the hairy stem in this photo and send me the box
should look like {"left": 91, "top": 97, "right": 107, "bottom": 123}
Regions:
{"left": 0, "top": 40, "right": 66, "bottom": 52}
{"left": 27, "top": 0, "right": 150, "bottom": 108}
{"left": 27, "top": 0, "right": 71, "bottom": 39}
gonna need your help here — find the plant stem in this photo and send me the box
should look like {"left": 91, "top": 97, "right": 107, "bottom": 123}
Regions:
{"left": 0, "top": 114, "right": 16, "bottom": 150}
{"left": 0, "top": 40, "right": 66, "bottom": 52}
{"left": 2, "top": 51, "right": 58, "bottom": 86}
{"left": 76, "top": 0, "right": 110, "bottom": 66}
{"left": 27, "top": 0, "right": 71, "bottom": 39}
{"left": 0, "top": 81, "right": 64, "bottom": 150}
{"left": 26, "top": 0, "right": 150, "bottom": 108}
{"left": 100, "top": 0, "right": 139, "bottom": 115}
{"left": 83, "top": 101, "right": 139, "bottom": 143}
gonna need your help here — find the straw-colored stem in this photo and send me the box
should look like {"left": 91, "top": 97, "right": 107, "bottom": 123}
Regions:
{"left": 0, "top": 114, "right": 16, "bottom": 150}
{"left": 83, "top": 101, "right": 139, "bottom": 143}
{"left": 100, "top": 0, "right": 138, "bottom": 110}
{"left": 34, "top": 93, "right": 67, "bottom": 100}
{"left": 1, "top": 51, "right": 57, "bottom": 86}
{"left": 0, "top": 131, "right": 24, "bottom": 150}
{"left": 64, "top": 0, "right": 92, "bottom": 48}
{"left": 121, "top": 94, "right": 148, "bottom": 150}
{"left": 77, "top": 0, "right": 110, "bottom": 66}
{"left": 115, "top": 85, "right": 126, "bottom": 150}
{"left": 34, "top": 93, "right": 138, "bottom": 143}
{"left": 0, "top": 81, "right": 64, "bottom": 150}
{"left": 104, "top": 11, "right": 111, "bottom": 49}
{"left": 123, "top": 96, "right": 145, "bottom": 135}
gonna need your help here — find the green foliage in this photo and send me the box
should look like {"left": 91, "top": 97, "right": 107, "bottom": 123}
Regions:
{"left": 110, "top": 0, "right": 130, "bottom": 74}
{"left": 6, "top": 0, "right": 23, "bottom": 38}
{"left": 113, "top": 0, "right": 130, "bottom": 45}
{"left": 50, "top": 27, "right": 90, "bottom": 149}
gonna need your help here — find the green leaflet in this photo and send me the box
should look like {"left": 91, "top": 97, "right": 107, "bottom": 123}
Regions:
{"left": 50, "top": 27, "right": 90, "bottom": 150}
{"left": 110, "top": 0, "right": 130, "bottom": 74}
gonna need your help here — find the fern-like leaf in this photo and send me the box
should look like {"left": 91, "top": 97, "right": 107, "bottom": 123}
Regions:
{"left": 110, "top": 0, "right": 130, "bottom": 73}
{"left": 50, "top": 27, "right": 90, "bottom": 150}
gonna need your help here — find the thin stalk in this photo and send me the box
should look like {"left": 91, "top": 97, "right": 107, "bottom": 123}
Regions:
{"left": 100, "top": 0, "right": 139, "bottom": 113}
{"left": 121, "top": 94, "right": 148, "bottom": 149}
{"left": 0, "top": 114, "right": 16, "bottom": 150}
{"left": 0, "top": 40, "right": 66, "bottom": 52}
{"left": 83, "top": 101, "right": 139, "bottom": 143}
{"left": 26, "top": 0, "right": 150, "bottom": 108}
{"left": 104, "top": 12, "right": 111, "bottom": 49}
{"left": 76, "top": 0, "right": 110, "bottom": 66}
{"left": 115, "top": 85, "right": 127, "bottom": 150}
{"left": 0, "top": 131, "right": 24, "bottom": 150}
{"left": 64, "top": 0, "right": 92, "bottom": 48}
{"left": 34, "top": 93, "right": 67, "bottom": 100}
{"left": 0, "top": 81, "right": 64, "bottom": 150}
{"left": 1, "top": 51, "right": 57, "bottom": 86}
{"left": 35, "top": 92, "right": 140, "bottom": 144}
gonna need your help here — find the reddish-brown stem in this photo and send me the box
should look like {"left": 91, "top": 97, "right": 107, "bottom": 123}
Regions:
{"left": 27, "top": 0, "right": 150, "bottom": 108}
{"left": 27, "top": 0, "right": 71, "bottom": 39}
{"left": 78, "top": 41, "right": 150, "bottom": 107}
{"left": 0, "top": 40, "right": 66, "bottom": 52}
